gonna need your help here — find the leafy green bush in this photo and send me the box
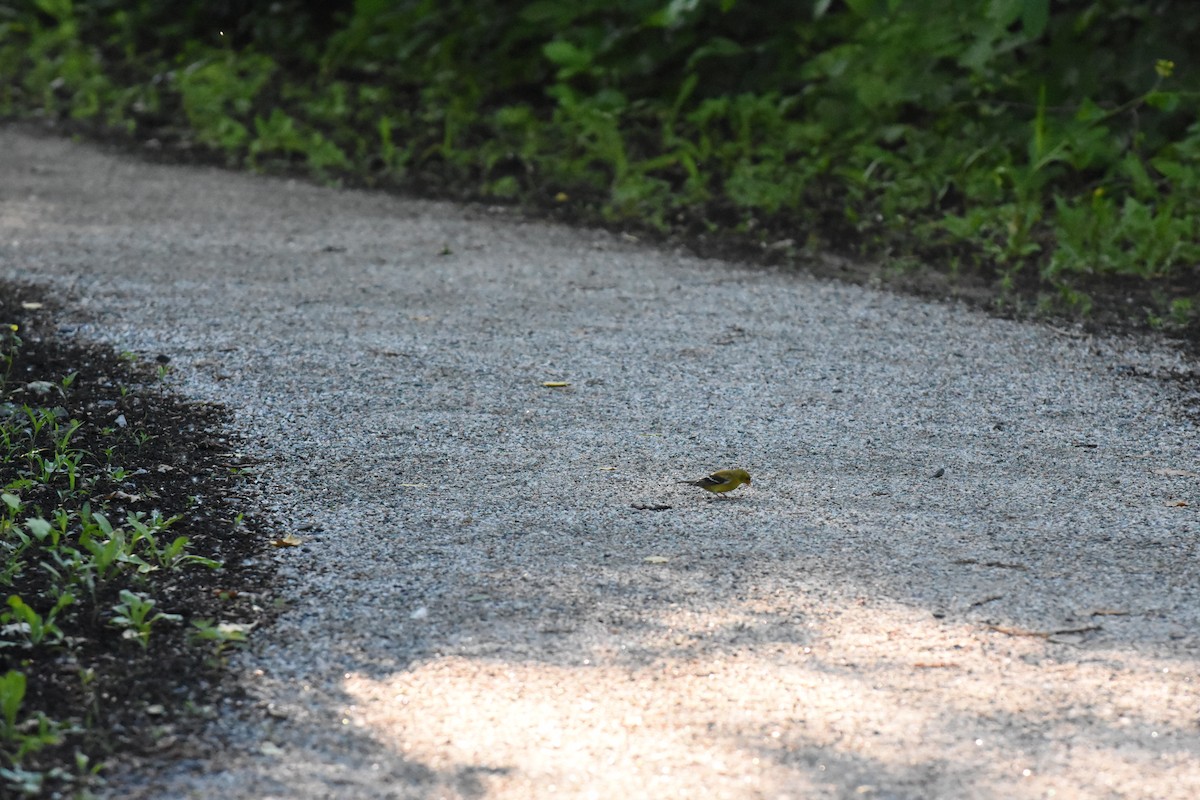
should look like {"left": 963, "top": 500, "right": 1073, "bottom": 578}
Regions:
{"left": 3, "top": 0, "right": 1198, "bottom": 324}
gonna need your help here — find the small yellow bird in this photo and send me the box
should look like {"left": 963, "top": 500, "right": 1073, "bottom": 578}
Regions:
{"left": 678, "top": 468, "right": 752, "bottom": 496}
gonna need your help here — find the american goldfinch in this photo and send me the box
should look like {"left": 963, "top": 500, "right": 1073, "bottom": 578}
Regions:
{"left": 678, "top": 468, "right": 752, "bottom": 495}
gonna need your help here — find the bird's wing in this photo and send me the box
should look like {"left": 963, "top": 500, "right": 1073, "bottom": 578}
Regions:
{"left": 695, "top": 473, "right": 727, "bottom": 487}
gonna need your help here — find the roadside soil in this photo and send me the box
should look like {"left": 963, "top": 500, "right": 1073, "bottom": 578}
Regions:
{"left": 0, "top": 285, "right": 273, "bottom": 795}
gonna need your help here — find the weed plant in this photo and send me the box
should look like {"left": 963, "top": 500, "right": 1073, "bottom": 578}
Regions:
{"left": 0, "top": 292, "right": 265, "bottom": 797}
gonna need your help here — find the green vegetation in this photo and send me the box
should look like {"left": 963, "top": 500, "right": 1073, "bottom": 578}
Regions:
{"left": 0, "top": 298, "right": 261, "bottom": 797}
{"left": 2, "top": 1, "right": 1198, "bottom": 326}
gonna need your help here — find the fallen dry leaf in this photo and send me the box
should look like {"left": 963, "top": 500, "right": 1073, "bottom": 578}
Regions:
{"left": 542, "top": 381, "right": 570, "bottom": 388}
{"left": 271, "top": 534, "right": 303, "bottom": 548}
{"left": 643, "top": 555, "right": 670, "bottom": 564}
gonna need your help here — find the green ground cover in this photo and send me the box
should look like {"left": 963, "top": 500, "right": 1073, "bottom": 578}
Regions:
{"left": 5, "top": 1, "right": 1199, "bottom": 329}
{"left": 0, "top": 290, "right": 267, "bottom": 796}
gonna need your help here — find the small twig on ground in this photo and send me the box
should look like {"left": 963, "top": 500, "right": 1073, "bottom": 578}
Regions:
{"left": 984, "top": 623, "right": 1102, "bottom": 639}
{"left": 953, "top": 559, "right": 1028, "bottom": 571}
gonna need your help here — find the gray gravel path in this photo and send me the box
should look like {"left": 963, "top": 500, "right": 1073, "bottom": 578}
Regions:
{"left": 4, "top": 127, "right": 1200, "bottom": 799}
